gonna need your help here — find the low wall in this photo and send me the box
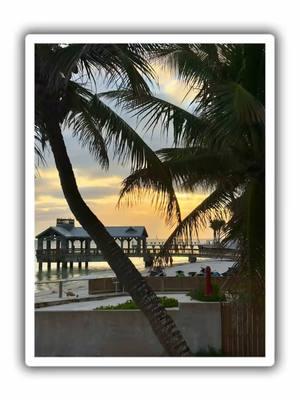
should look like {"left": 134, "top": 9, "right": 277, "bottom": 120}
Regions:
{"left": 35, "top": 303, "right": 221, "bottom": 357}
{"left": 88, "top": 276, "right": 224, "bottom": 294}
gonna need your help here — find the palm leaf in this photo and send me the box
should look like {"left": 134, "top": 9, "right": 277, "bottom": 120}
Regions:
{"left": 64, "top": 82, "right": 182, "bottom": 226}
{"left": 65, "top": 82, "right": 162, "bottom": 170}
{"left": 160, "top": 181, "right": 238, "bottom": 254}
{"left": 118, "top": 167, "right": 181, "bottom": 225}
{"left": 100, "top": 89, "right": 209, "bottom": 146}
{"left": 157, "top": 147, "right": 247, "bottom": 191}
{"left": 43, "top": 44, "right": 157, "bottom": 95}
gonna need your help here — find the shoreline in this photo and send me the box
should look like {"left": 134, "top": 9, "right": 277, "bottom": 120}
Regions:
{"left": 35, "top": 258, "right": 235, "bottom": 304}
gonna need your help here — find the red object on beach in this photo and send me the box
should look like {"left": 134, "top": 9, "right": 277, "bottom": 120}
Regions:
{"left": 204, "top": 266, "right": 213, "bottom": 296}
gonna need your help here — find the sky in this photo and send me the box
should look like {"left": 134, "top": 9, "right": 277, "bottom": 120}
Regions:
{"left": 35, "top": 61, "right": 213, "bottom": 239}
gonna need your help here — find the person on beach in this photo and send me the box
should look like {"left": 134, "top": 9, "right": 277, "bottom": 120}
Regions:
{"left": 165, "top": 255, "right": 169, "bottom": 267}
{"left": 158, "top": 257, "right": 163, "bottom": 269}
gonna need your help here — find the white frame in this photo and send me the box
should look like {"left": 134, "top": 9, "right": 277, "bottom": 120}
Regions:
{"left": 25, "top": 34, "right": 275, "bottom": 367}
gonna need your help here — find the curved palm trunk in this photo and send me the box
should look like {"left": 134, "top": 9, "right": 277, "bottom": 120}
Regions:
{"left": 46, "top": 119, "right": 191, "bottom": 356}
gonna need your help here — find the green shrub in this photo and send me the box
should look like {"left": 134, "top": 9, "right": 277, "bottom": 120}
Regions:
{"left": 189, "top": 283, "right": 225, "bottom": 302}
{"left": 94, "top": 300, "right": 138, "bottom": 310}
{"left": 160, "top": 296, "right": 179, "bottom": 308}
{"left": 94, "top": 296, "right": 179, "bottom": 310}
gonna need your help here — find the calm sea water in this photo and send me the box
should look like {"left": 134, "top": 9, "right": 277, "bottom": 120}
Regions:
{"left": 35, "top": 257, "right": 147, "bottom": 282}
{"left": 35, "top": 255, "right": 217, "bottom": 281}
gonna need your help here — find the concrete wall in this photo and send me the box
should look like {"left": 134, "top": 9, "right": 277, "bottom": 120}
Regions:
{"left": 35, "top": 303, "right": 221, "bottom": 356}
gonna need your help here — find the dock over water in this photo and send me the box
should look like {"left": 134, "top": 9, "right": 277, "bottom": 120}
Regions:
{"left": 36, "top": 219, "right": 236, "bottom": 271}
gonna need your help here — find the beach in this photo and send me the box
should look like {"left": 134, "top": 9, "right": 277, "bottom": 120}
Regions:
{"left": 35, "top": 257, "right": 234, "bottom": 304}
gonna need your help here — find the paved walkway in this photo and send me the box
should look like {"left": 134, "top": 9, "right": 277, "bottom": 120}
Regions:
{"left": 36, "top": 292, "right": 199, "bottom": 311}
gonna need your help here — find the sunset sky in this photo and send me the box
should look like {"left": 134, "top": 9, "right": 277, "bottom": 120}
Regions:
{"left": 35, "top": 62, "right": 213, "bottom": 239}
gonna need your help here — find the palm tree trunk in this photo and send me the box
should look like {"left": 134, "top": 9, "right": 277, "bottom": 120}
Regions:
{"left": 46, "top": 118, "right": 191, "bottom": 356}
{"left": 216, "top": 229, "right": 220, "bottom": 244}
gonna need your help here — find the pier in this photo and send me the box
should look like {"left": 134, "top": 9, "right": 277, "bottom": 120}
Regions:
{"left": 36, "top": 218, "right": 236, "bottom": 271}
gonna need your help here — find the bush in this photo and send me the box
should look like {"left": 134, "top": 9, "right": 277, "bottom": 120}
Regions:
{"left": 160, "top": 296, "right": 179, "bottom": 308}
{"left": 189, "top": 283, "right": 225, "bottom": 302}
{"left": 94, "top": 296, "right": 179, "bottom": 310}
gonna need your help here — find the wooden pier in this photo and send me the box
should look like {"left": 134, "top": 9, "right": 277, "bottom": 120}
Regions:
{"left": 36, "top": 219, "right": 236, "bottom": 270}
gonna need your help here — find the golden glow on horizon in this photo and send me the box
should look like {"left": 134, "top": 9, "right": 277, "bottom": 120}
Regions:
{"left": 35, "top": 168, "right": 212, "bottom": 238}
{"left": 36, "top": 168, "right": 123, "bottom": 190}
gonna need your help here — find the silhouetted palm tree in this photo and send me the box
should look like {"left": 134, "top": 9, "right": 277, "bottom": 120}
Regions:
{"left": 104, "top": 43, "right": 265, "bottom": 297}
{"left": 209, "top": 219, "right": 226, "bottom": 244}
{"left": 34, "top": 43, "right": 190, "bottom": 356}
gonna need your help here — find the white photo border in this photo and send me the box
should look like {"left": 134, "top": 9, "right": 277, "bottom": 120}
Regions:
{"left": 25, "top": 34, "right": 275, "bottom": 367}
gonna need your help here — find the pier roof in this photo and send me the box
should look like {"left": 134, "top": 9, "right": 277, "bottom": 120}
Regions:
{"left": 36, "top": 223, "right": 148, "bottom": 240}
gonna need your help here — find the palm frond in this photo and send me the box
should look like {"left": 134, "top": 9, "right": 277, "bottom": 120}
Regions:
{"left": 34, "top": 139, "right": 47, "bottom": 167}
{"left": 160, "top": 181, "right": 238, "bottom": 254}
{"left": 157, "top": 147, "right": 247, "bottom": 190}
{"left": 149, "top": 43, "right": 221, "bottom": 87}
{"left": 65, "top": 82, "right": 180, "bottom": 181}
{"left": 118, "top": 167, "right": 182, "bottom": 225}
{"left": 41, "top": 44, "right": 157, "bottom": 95}
{"left": 100, "top": 89, "right": 208, "bottom": 146}
{"left": 34, "top": 129, "right": 48, "bottom": 168}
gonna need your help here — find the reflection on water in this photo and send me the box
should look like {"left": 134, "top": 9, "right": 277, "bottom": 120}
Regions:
{"left": 35, "top": 264, "right": 92, "bottom": 282}
{"left": 35, "top": 258, "right": 146, "bottom": 282}
{"left": 34, "top": 256, "right": 194, "bottom": 282}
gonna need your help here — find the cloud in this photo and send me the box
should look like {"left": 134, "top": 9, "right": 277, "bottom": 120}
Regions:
{"left": 35, "top": 163, "right": 212, "bottom": 239}
{"left": 151, "top": 63, "right": 198, "bottom": 107}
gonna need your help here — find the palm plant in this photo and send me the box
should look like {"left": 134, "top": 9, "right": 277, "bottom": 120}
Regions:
{"left": 103, "top": 43, "right": 265, "bottom": 298}
{"left": 34, "top": 43, "right": 191, "bottom": 356}
{"left": 209, "top": 219, "right": 226, "bottom": 244}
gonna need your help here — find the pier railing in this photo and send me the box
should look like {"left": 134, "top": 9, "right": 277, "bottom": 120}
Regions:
{"left": 36, "top": 244, "right": 236, "bottom": 262}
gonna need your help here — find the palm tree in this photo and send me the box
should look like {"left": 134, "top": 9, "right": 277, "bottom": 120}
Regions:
{"left": 34, "top": 44, "right": 191, "bottom": 356}
{"left": 209, "top": 219, "right": 225, "bottom": 244}
{"left": 103, "top": 43, "right": 265, "bottom": 298}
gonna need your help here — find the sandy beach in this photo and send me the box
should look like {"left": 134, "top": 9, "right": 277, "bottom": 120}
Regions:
{"left": 35, "top": 257, "right": 234, "bottom": 305}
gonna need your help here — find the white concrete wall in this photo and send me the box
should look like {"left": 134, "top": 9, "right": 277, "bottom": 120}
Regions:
{"left": 35, "top": 303, "right": 221, "bottom": 356}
